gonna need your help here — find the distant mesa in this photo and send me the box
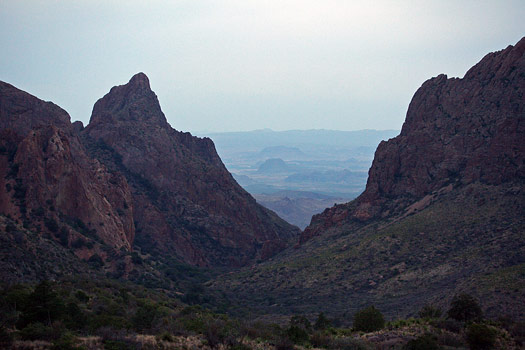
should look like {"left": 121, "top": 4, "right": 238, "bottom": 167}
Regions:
{"left": 259, "top": 146, "right": 306, "bottom": 160}
{"left": 257, "top": 158, "right": 293, "bottom": 173}
{"left": 285, "top": 169, "right": 368, "bottom": 184}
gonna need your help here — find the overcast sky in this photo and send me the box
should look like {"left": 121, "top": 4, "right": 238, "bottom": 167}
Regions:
{"left": 1, "top": 1, "right": 524, "bottom": 133}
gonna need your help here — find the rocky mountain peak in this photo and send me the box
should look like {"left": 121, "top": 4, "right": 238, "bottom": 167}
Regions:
{"left": 89, "top": 72, "right": 168, "bottom": 128}
{"left": 83, "top": 75, "right": 300, "bottom": 266}
{"left": 0, "top": 81, "right": 72, "bottom": 136}
{"left": 302, "top": 36, "right": 525, "bottom": 242}
{"left": 128, "top": 72, "right": 150, "bottom": 89}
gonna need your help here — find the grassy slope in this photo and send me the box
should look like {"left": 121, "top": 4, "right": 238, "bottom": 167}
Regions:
{"left": 210, "top": 182, "right": 525, "bottom": 322}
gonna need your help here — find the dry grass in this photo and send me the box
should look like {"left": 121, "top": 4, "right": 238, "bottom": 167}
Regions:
{"left": 11, "top": 340, "right": 51, "bottom": 350}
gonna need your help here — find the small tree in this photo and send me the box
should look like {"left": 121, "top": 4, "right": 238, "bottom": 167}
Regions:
{"left": 17, "top": 281, "right": 65, "bottom": 328}
{"left": 404, "top": 333, "right": 440, "bottom": 350}
{"left": 287, "top": 315, "right": 311, "bottom": 345}
{"left": 132, "top": 302, "right": 159, "bottom": 332}
{"left": 289, "top": 315, "right": 311, "bottom": 332}
{"left": 313, "top": 312, "right": 332, "bottom": 330}
{"left": 352, "top": 306, "right": 385, "bottom": 332}
{"left": 466, "top": 323, "right": 497, "bottom": 350}
{"left": 447, "top": 294, "right": 482, "bottom": 322}
{"left": 418, "top": 304, "right": 442, "bottom": 319}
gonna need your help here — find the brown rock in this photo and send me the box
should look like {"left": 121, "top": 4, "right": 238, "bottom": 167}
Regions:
{"left": 302, "top": 36, "right": 525, "bottom": 242}
{"left": 0, "top": 81, "right": 134, "bottom": 251}
{"left": 83, "top": 73, "right": 300, "bottom": 266}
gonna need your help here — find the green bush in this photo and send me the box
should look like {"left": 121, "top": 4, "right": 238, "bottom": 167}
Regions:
{"left": 430, "top": 318, "right": 462, "bottom": 333}
{"left": 51, "top": 332, "right": 83, "bottom": 350}
{"left": 45, "top": 217, "right": 60, "bottom": 233}
{"left": 17, "top": 281, "right": 65, "bottom": 328}
{"left": 88, "top": 314, "right": 130, "bottom": 332}
{"left": 286, "top": 325, "right": 309, "bottom": 345}
{"left": 275, "top": 336, "right": 295, "bottom": 350}
{"left": 314, "top": 312, "right": 332, "bottom": 330}
{"left": 63, "top": 302, "right": 87, "bottom": 330}
{"left": 352, "top": 306, "right": 385, "bottom": 332}
{"left": 18, "top": 322, "right": 53, "bottom": 341}
{"left": 310, "top": 331, "right": 332, "bottom": 348}
{"left": 329, "top": 336, "right": 372, "bottom": 350}
{"left": 103, "top": 339, "right": 134, "bottom": 350}
{"left": 418, "top": 305, "right": 442, "bottom": 319}
{"left": 87, "top": 254, "right": 104, "bottom": 269}
{"left": 289, "top": 315, "right": 312, "bottom": 332}
{"left": 230, "top": 344, "right": 252, "bottom": 350}
{"left": 404, "top": 333, "right": 440, "bottom": 350}
{"left": 447, "top": 294, "right": 482, "bottom": 322}
{"left": 74, "top": 290, "right": 90, "bottom": 303}
{"left": 466, "top": 323, "right": 497, "bottom": 350}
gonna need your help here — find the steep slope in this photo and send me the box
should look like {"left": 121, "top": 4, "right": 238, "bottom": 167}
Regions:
{"left": 303, "top": 36, "right": 524, "bottom": 241}
{"left": 211, "top": 37, "right": 525, "bottom": 321}
{"left": 0, "top": 81, "right": 134, "bottom": 253}
{"left": 82, "top": 73, "right": 300, "bottom": 267}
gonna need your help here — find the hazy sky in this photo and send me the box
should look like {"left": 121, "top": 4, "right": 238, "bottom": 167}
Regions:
{"left": 1, "top": 1, "right": 524, "bottom": 133}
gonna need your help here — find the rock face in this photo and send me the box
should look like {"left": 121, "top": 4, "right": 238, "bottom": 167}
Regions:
{"left": 0, "top": 81, "right": 134, "bottom": 251}
{"left": 83, "top": 73, "right": 300, "bottom": 266}
{"left": 303, "top": 37, "right": 525, "bottom": 242}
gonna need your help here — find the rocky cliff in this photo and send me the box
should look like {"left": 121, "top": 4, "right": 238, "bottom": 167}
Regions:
{"left": 211, "top": 38, "right": 525, "bottom": 321}
{"left": 302, "top": 36, "right": 525, "bottom": 242}
{"left": 0, "top": 75, "right": 299, "bottom": 271}
{"left": 82, "top": 73, "right": 300, "bottom": 267}
{"left": 0, "top": 81, "right": 134, "bottom": 253}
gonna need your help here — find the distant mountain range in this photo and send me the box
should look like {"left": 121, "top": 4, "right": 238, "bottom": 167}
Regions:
{"left": 197, "top": 128, "right": 398, "bottom": 226}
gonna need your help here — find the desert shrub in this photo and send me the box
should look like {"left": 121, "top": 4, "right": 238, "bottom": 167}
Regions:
{"left": 275, "top": 335, "right": 295, "bottom": 350}
{"left": 51, "top": 332, "right": 83, "bottom": 350}
{"left": 403, "top": 333, "right": 440, "bottom": 350}
{"left": 314, "top": 312, "right": 332, "bottom": 330}
{"left": 63, "top": 302, "right": 87, "bottom": 330}
{"left": 88, "top": 314, "right": 130, "bottom": 332}
{"left": 418, "top": 305, "right": 442, "bottom": 319}
{"left": 510, "top": 321, "right": 525, "bottom": 346}
{"left": 17, "top": 281, "right": 65, "bottom": 328}
{"left": 204, "top": 319, "right": 229, "bottom": 349}
{"left": 156, "top": 331, "right": 173, "bottom": 342}
{"left": 436, "top": 332, "right": 466, "bottom": 348}
{"left": 286, "top": 325, "right": 309, "bottom": 345}
{"left": 447, "top": 294, "right": 482, "bottom": 322}
{"left": 242, "top": 321, "right": 283, "bottom": 341}
{"left": 329, "top": 336, "right": 371, "bottom": 350}
{"left": 352, "top": 306, "right": 385, "bottom": 332}
{"left": 87, "top": 254, "right": 104, "bottom": 268}
{"left": 132, "top": 302, "right": 160, "bottom": 332}
{"left": 103, "top": 339, "right": 134, "bottom": 350}
{"left": 71, "top": 238, "right": 86, "bottom": 249}
{"left": 230, "top": 343, "right": 252, "bottom": 350}
{"left": 310, "top": 331, "right": 332, "bottom": 348}
{"left": 131, "top": 252, "right": 143, "bottom": 265}
{"left": 0, "top": 327, "right": 13, "bottom": 348}
{"left": 430, "top": 318, "right": 463, "bottom": 333}
{"left": 45, "top": 217, "right": 60, "bottom": 233}
{"left": 466, "top": 323, "right": 497, "bottom": 350}
{"left": 75, "top": 290, "right": 90, "bottom": 303}
{"left": 289, "top": 315, "right": 312, "bottom": 332}
{"left": 5, "top": 222, "right": 16, "bottom": 232}
{"left": 18, "top": 322, "right": 53, "bottom": 341}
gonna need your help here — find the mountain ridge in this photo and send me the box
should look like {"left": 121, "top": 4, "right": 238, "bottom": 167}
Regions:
{"left": 0, "top": 73, "right": 300, "bottom": 277}
{"left": 302, "top": 36, "right": 525, "bottom": 242}
{"left": 210, "top": 37, "right": 525, "bottom": 321}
